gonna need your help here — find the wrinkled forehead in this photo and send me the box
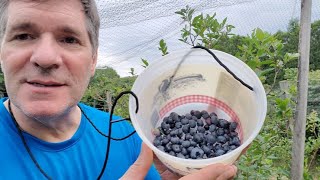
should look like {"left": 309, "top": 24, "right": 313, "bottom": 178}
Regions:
{"left": 6, "top": 0, "right": 87, "bottom": 32}
{"left": 8, "top": 0, "right": 84, "bottom": 16}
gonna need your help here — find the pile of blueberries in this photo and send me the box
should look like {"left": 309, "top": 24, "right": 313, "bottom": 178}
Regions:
{"left": 153, "top": 110, "right": 241, "bottom": 159}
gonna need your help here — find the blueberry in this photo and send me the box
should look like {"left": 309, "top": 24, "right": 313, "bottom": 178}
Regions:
{"left": 210, "top": 112, "right": 217, "bottom": 117}
{"left": 163, "top": 117, "right": 169, "bottom": 123}
{"left": 175, "top": 122, "right": 182, "bottom": 129}
{"left": 231, "top": 137, "right": 241, "bottom": 146}
{"left": 187, "top": 146, "right": 194, "bottom": 153}
{"left": 185, "top": 133, "right": 193, "bottom": 140}
{"left": 153, "top": 139, "right": 161, "bottom": 146}
{"left": 181, "top": 118, "right": 189, "bottom": 125}
{"left": 190, "top": 140, "right": 197, "bottom": 146}
{"left": 218, "top": 119, "right": 229, "bottom": 128}
{"left": 230, "top": 132, "right": 238, "bottom": 138}
{"left": 161, "top": 122, "right": 170, "bottom": 130}
{"left": 170, "top": 112, "right": 177, "bottom": 117}
{"left": 209, "top": 125, "right": 217, "bottom": 132}
{"left": 215, "top": 149, "right": 225, "bottom": 156}
{"left": 169, "top": 151, "right": 176, "bottom": 156}
{"left": 194, "top": 110, "right": 202, "bottom": 119}
{"left": 223, "top": 145, "right": 230, "bottom": 152}
{"left": 165, "top": 143, "right": 172, "bottom": 151}
{"left": 177, "top": 153, "right": 185, "bottom": 159}
{"left": 181, "top": 148, "right": 188, "bottom": 155}
{"left": 185, "top": 113, "right": 192, "bottom": 120}
{"left": 190, "top": 147, "right": 204, "bottom": 159}
{"left": 157, "top": 146, "right": 165, "bottom": 152}
{"left": 171, "top": 137, "right": 180, "bottom": 144}
{"left": 182, "top": 125, "right": 190, "bottom": 133}
{"left": 230, "top": 145, "right": 237, "bottom": 150}
{"left": 205, "top": 118, "right": 212, "bottom": 125}
{"left": 224, "top": 134, "right": 231, "bottom": 141}
{"left": 192, "top": 116, "right": 198, "bottom": 120}
{"left": 189, "top": 120, "right": 197, "bottom": 128}
{"left": 201, "top": 110, "right": 208, "bottom": 116}
{"left": 163, "top": 129, "right": 171, "bottom": 135}
{"left": 230, "top": 122, "right": 238, "bottom": 131}
{"left": 161, "top": 138, "right": 169, "bottom": 145}
{"left": 217, "top": 128, "right": 225, "bottom": 136}
{"left": 190, "top": 110, "right": 195, "bottom": 116}
{"left": 194, "top": 133, "right": 204, "bottom": 143}
{"left": 201, "top": 145, "right": 211, "bottom": 155}
{"left": 202, "top": 113, "right": 210, "bottom": 119}
{"left": 196, "top": 119, "right": 204, "bottom": 126}
{"left": 210, "top": 114, "right": 219, "bottom": 125}
{"left": 190, "top": 128, "right": 197, "bottom": 135}
{"left": 204, "top": 124, "right": 209, "bottom": 130}
{"left": 177, "top": 128, "right": 184, "bottom": 137}
{"left": 214, "top": 143, "right": 222, "bottom": 151}
{"left": 217, "top": 136, "right": 227, "bottom": 143}
{"left": 170, "top": 129, "right": 178, "bottom": 136}
{"left": 197, "top": 126, "right": 206, "bottom": 133}
{"left": 182, "top": 141, "right": 191, "bottom": 148}
{"left": 167, "top": 117, "right": 174, "bottom": 124}
{"left": 206, "top": 134, "right": 217, "bottom": 144}
{"left": 172, "top": 144, "right": 182, "bottom": 153}
{"left": 170, "top": 123, "right": 176, "bottom": 129}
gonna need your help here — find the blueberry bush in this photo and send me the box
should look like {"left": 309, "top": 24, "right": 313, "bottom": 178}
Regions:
{"left": 81, "top": 6, "right": 320, "bottom": 179}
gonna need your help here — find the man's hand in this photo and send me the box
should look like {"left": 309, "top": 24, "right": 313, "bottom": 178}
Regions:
{"left": 120, "top": 143, "right": 153, "bottom": 180}
{"left": 121, "top": 143, "right": 239, "bottom": 180}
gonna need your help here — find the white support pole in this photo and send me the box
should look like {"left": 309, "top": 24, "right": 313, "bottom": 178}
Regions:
{"left": 291, "top": 0, "right": 312, "bottom": 180}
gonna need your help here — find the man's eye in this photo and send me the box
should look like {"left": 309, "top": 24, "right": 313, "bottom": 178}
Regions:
{"left": 61, "top": 37, "right": 79, "bottom": 44}
{"left": 13, "top": 34, "right": 33, "bottom": 41}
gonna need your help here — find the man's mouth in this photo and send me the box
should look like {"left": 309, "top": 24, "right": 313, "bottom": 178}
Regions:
{"left": 27, "top": 81, "right": 64, "bottom": 87}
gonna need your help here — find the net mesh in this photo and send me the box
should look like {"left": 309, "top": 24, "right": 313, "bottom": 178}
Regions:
{"left": 96, "top": 0, "right": 320, "bottom": 77}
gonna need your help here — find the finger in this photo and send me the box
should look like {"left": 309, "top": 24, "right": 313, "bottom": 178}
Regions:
{"left": 153, "top": 154, "right": 167, "bottom": 174}
{"left": 216, "top": 165, "right": 237, "bottom": 180}
{"left": 120, "top": 143, "right": 153, "bottom": 180}
{"left": 179, "top": 164, "right": 236, "bottom": 180}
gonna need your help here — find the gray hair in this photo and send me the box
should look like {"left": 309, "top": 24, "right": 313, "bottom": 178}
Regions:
{"left": 0, "top": 0, "right": 100, "bottom": 54}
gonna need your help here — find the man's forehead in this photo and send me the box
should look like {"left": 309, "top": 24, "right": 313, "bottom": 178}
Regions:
{"left": 8, "top": 0, "right": 84, "bottom": 15}
{"left": 6, "top": 0, "right": 86, "bottom": 33}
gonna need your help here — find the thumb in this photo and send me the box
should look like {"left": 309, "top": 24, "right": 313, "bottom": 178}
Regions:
{"left": 120, "top": 143, "right": 153, "bottom": 180}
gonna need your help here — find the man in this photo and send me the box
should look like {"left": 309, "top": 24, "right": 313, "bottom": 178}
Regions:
{"left": 0, "top": 0, "right": 238, "bottom": 179}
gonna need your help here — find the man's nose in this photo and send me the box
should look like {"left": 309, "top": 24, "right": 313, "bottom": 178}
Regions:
{"left": 30, "top": 34, "right": 62, "bottom": 70}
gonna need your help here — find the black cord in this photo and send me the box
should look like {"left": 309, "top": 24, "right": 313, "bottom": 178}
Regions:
{"left": 8, "top": 100, "right": 52, "bottom": 180}
{"left": 97, "top": 90, "right": 139, "bottom": 179}
{"left": 193, "top": 45, "right": 254, "bottom": 91}
{"left": 7, "top": 90, "right": 139, "bottom": 180}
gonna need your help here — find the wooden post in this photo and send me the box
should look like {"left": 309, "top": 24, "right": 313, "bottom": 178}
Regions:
{"left": 291, "top": 0, "right": 312, "bottom": 179}
{"left": 106, "top": 91, "right": 113, "bottom": 112}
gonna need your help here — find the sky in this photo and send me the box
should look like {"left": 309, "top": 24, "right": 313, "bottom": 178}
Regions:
{"left": 96, "top": 0, "right": 320, "bottom": 77}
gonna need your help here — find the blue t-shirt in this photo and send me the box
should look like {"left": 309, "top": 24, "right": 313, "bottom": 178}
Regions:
{"left": 0, "top": 98, "right": 160, "bottom": 180}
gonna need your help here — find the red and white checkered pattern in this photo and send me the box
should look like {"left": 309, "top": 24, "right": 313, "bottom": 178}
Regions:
{"left": 159, "top": 95, "right": 243, "bottom": 141}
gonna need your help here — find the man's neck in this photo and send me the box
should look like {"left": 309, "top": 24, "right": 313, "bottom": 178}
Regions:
{"left": 4, "top": 100, "right": 81, "bottom": 143}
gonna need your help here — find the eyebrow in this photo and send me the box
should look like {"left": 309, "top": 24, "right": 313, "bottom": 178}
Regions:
{"left": 8, "top": 22, "right": 37, "bottom": 32}
{"left": 7, "top": 21, "right": 82, "bottom": 37}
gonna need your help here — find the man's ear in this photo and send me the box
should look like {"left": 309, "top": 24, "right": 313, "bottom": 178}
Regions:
{"left": 90, "top": 51, "right": 98, "bottom": 77}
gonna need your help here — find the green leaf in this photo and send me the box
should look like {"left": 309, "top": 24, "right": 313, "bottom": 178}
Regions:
{"left": 255, "top": 28, "right": 265, "bottom": 41}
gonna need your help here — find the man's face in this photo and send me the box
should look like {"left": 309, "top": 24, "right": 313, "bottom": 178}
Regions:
{"left": 0, "top": 0, "right": 97, "bottom": 119}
